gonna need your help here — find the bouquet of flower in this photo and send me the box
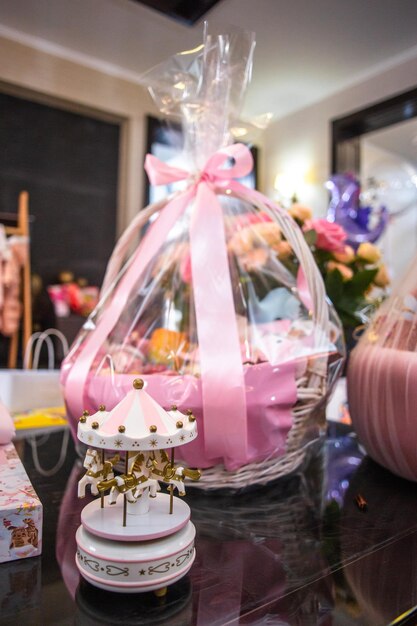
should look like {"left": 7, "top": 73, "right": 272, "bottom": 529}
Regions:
{"left": 285, "top": 205, "right": 390, "bottom": 332}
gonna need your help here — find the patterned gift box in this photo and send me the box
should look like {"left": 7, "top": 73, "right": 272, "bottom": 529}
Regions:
{"left": 0, "top": 443, "right": 42, "bottom": 563}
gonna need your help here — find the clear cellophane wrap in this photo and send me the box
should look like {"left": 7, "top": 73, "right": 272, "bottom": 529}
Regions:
{"left": 348, "top": 255, "right": 417, "bottom": 481}
{"left": 62, "top": 30, "right": 344, "bottom": 490}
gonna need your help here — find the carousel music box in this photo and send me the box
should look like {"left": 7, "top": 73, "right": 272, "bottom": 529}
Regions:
{"left": 75, "top": 378, "right": 201, "bottom": 595}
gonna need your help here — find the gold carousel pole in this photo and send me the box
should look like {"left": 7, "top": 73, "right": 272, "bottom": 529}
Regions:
{"left": 169, "top": 447, "right": 175, "bottom": 515}
{"left": 123, "top": 451, "right": 129, "bottom": 527}
{"left": 100, "top": 449, "right": 105, "bottom": 509}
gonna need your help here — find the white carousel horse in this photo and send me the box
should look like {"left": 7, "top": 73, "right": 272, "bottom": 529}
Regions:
{"left": 144, "top": 450, "right": 201, "bottom": 497}
{"left": 98, "top": 454, "right": 160, "bottom": 505}
{"left": 164, "top": 466, "right": 201, "bottom": 496}
{"left": 106, "top": 472, "right": 160, "bottom": 505}
{"left": 78, "top": 448, "right": 119, "bottom": 498}
{"left": 95, "top": 451, "right": 201, "bottom": 504}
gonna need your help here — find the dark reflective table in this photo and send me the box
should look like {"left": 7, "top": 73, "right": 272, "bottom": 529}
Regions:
{"left": 2, "top": 424, "right": 417, "bottom": 625}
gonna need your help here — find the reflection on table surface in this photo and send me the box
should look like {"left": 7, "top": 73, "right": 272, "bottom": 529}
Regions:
{"left": 2, "top": 425, "right": 417, "bottom": 625}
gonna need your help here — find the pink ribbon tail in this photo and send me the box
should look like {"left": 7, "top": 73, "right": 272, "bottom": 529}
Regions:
{"left": 190, "top": 182, "right": 248, "bottom": 464}
{"left": 64, "top": 189, "right": 193, "bottom": 419}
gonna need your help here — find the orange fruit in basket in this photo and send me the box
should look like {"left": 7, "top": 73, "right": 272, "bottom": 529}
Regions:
{"left": 148, "top": 328, "right": 189, "bottom": 370}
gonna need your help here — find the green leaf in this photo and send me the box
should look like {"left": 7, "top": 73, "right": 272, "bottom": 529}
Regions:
{"left": 324, "top": 268, "right": 344, "bottom": 304}
{"left": 281, "top": 258, "right": 298, "bottom": 275}
{"left": 303, "top": 229, "right": 317, "bottom": 247}
{"left": 345, "top": 268, "right": 378, "bottom": 297}
{"left": 332, "top": 299, "right": 359, "bottom": 325}
{"left": 334, "top": 293, "right": 369, "bottom": 327}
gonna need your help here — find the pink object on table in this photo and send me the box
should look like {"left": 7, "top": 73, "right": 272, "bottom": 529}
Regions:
{"left": 348, "top": 258, "right": 417, "bottom": 482}
{"left": 0, "top": 442, "right": 42, "bottom": 563}
{"left": 348, "top": 345, "right": 417, "bottom": 482}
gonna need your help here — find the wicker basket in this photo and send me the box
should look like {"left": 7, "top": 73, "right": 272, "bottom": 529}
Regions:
{"left": 63, "top": 177, "right": 343, "bottom": 491}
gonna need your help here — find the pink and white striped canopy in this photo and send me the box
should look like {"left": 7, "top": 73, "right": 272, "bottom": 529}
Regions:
{"left": 77, "top": 379, "right": 197, "bottom": 451}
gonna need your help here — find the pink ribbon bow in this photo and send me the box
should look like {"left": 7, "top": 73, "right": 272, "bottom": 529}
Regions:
{"left": 65, "top": 143, "right": 257, "bottom": 467}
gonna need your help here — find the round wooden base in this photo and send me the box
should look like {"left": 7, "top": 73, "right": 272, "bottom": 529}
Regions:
{"left": 76, "top": 494, "right": 195, "bottom": 594}
{"left": 81, "top": 493, "right": 190, "bottom": 541}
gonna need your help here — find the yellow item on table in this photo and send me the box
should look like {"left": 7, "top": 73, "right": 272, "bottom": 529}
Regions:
{"left": 13, "top": 406, "right": 67, "bottom": 430}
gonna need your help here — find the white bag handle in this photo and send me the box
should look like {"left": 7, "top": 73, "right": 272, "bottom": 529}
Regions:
{"left": 24, "top": 328, "right": 70, "bottom": 370}
{"left": 24, "top": 332, "right": 54, "bottom": 370}
{"left": 24, "top": 328, "right": 71, "bottom": 475}
{"left": 29, "top": 430, "right": 70, "bottom": 477}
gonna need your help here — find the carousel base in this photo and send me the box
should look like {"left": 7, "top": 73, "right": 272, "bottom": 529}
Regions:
{"left": 81, "top": 492, "right": 190, "bottom": 541}
{"left": 75, "top": 494, "right": 196, "bottom": 594}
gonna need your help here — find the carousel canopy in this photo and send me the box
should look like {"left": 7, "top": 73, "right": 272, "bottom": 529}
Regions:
{"left": 77, "top": 378, "right": 197, "bottom": 451}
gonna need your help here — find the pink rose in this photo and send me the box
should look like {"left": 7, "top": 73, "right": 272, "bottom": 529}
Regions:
{"left": 233, "top": 212, "right": 272, "bottom": 230}
{"left": 304, "top": 219, "right": 346, "bottom": 252}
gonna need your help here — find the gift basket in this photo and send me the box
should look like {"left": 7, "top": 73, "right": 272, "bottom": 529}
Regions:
{"left": 61, "top": 29, "right": 344, "bottom": 490}
{"left": 348, "top": 255, "right": 417, "bottom": 482}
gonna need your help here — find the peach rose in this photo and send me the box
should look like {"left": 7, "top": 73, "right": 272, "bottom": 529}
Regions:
{"left": 228, "top": 228, "right": 254, "bottom": 255}
{"left": 374, "top": 264, "right": 390, "bottom": 287}
{"left": 304, "top": 219, "right": 346, "bottom": 252}
{"left": 240, "top": 248, "right": 269, "bottom": 272}
{"left": 332, "top": 245, "right": 355, "bottom": 264}
{"left": 357, "top": 242, "right": 381, "bottom": 264}
{"left": 327, "top": 261, "right": 354, "bottom": 281}
{"left": 274, "top": 240, "right": 292, "bottom": 259}
{"left": 251, "top": 222, "right": 282, "bottom": 246}
{"left": 289, "top": 204, "right": 312, "bottom": 222}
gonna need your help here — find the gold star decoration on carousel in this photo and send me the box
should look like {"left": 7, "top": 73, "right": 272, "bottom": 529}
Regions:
{"left": 139, "top": 569, "right": 146, "bottom": 575}
{"left": 149, "top": 439, "right": 158, "bottom": 448}
{"left": 180, "top": 435, "right": 186, "bottom": 442}
{"left": 113, "top": 439, "right": 123, "bottom": 448}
